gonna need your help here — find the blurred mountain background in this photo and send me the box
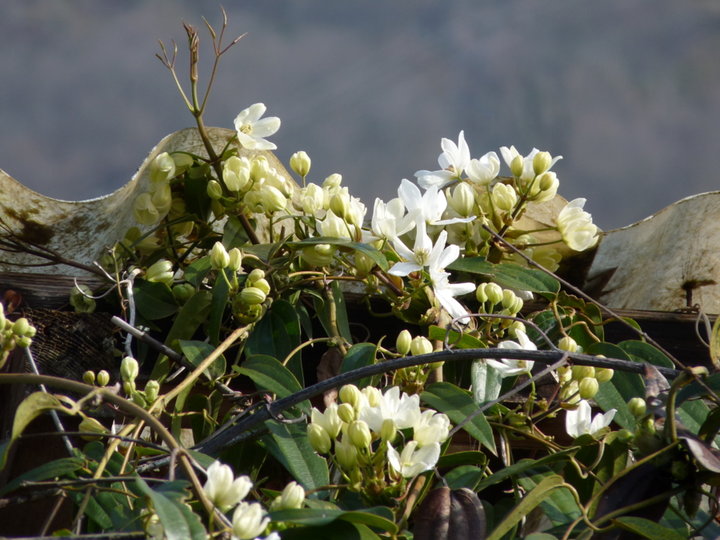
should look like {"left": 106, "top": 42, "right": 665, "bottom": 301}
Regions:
{"left": 1, "top": 0, "right": 719, "bottom": 229}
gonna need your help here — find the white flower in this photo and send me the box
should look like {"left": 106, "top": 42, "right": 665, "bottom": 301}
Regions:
{"left": 270, "top": 481, "right": 305, "bottom": 511}
{"left": 415, "top": 131, "right": 471, "bottom": 189}
{"left": 429, "top": 268, "right": 475, "bottom": 321}
{"left": 565, "top": 400, "right": 616, "bottom": 438}
{"left": 413, "top": 410, "right": 451, "bottom": 446}
{"left": 398, "top": 179, "right": 473, "bottom": 228}
{"left": 359, "top": 386, "right": 421, "bottom": 432}
{"left": 231, "top": 502, "right": 270, "bottom": 540}
{"left": 466, "top": 151, "right": 500, "bottom": 185}
{"left": 310, "top": 403, "right": 343, "bottom": 439}
{"left": 486, "top": 330, "right": 537, "bottom": 377}
{"left": 371, "top": 197, "right": 413, "bottom": 242}
{"left": 556, "top": 198, "right": 599, "bottom": 251}
{"left": 317, "top": 210, "right": 351, "bottom": 239}
{"left": 203, "top": 461, "right": 253, "bottom": 511}
{"left": 233, "top": 103, "right": 281, "bottom": 150}
{"left": 387, "top": 440, "right": 441, "bottom": 478}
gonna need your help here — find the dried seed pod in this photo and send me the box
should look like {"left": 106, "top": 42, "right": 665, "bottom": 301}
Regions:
{"left": 413, "top": 486, "right": 486, "bottom": 540}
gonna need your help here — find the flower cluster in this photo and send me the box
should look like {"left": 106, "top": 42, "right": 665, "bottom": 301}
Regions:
{"left": 0, "top": 306, "right": 36, "bottom": 370}
{"left": 308, "top": 385, "right": 451, "bottom": 501}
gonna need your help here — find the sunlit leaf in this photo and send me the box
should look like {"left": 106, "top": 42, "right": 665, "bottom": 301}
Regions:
{"left": 134, "top": 279, "right": 178, "bottom": 321}
{"left": 448, "top": 257, "right": 560, "bottom": 294}
{"left": 237, "top": 355, "right": 309, "bottom": 414}
{"left": 135, "top": 477, "right": 206, "bottom": 540}
{"left": 178, "top": 340, "right": 226, "bottom": 381}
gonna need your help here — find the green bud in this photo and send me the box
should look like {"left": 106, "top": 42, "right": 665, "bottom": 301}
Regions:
{"left": 532, "top": 151, "right": 552, "bottom": 175}
{"left": 247, "top": 269, "right": 266, "bottom": 283}
{"left": 227, "top": 248, "right": 243, "bottom": 272}
{"left": 146, "top": 259, "right": 174, "bottom": 286}
{"left": 131, "top": 390, "right": 147, "bottom": 408}
{"left": 120, "top": 356, "right": 139, "bottom": 383}
{"left": 12, "top": 318, "right": 30, "bottom": 337}
{"left": 210, "top": 241, "right": 230, "bottom": 270}
{"left": 79, "top": 416, "right": 108, "bottom": 441}
{"left": 144, "top": 380, "right": 160, "bottom": 403}
{"left": 410, "top": 336, "right": 433, "bottom": 356}
{"left": 240, "top": 286, "right": 267, "bottom": 306}
{"left": 96, "top": 370, "right": 110, "bottom": 387}
{"left": 172, "top": 283, "right": 195, "bottom": 304}
{"left": 301, "top": 244, "right": 334, "bottom": 267}
{"left": 595, "top": 367, "right": 614, "bottom": 383}
{"left": 82, "top": 370, "right": 96, "bottom": 385}
{"left": 123, "top": 380, "right": 137, "bottom": 395}
{"left": 252, "top": 278, "right": 271, "bottom": 295}
{"left": 558, "top": 336, "right": 579, "bottom": 353}
{"left": 337, "top": 403, "right": 355, "bottom": 423}
{"left": 277, "top": 481, "right": 305, "bottom": 510}
{"left": 578, "top": 377, "right": 599, "bottom": 400}
{"left": 308, "top": 424, "right": 332, "bottom": 454}
{"left": 628, "top": 397, "right": 647, "bottom": 418}
{"left": 396, "top": 330, "right": 412, "bottom": 356}
{"left": 571, "top": 365, "right": 595, "bottom": 381}
{"left": 510, "top": 155, "right": 524, "bottom": 178}
{"left": 206, "top": 179, "right": 223, "bottom": 200}
{"left": 475, "top": 283, "right": 488, "bottom": 303}
{"left": 289, "top": 151, "right": 311, "bottom": 178}
{"left": 485, "top": 283, "right": 503, "bottom": 305}
{"left": 348, "top": 420, "right": 372, "bottom": 448}
{"left": 335, "top": 436, "right": 358, "bottom": 470}
{"left": 339, "top": 384, "right": 362, "bottom": 409}
{"left": 16, "top": 336, "right": 32, "bottom": 348}
{"left": 329, "top": 193, "right": 349, "bottom": 220}
{"left": 70, "top": 285, "right": 96, "bottom": 313}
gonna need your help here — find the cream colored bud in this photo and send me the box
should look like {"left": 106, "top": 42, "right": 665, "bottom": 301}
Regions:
{"left": 448, "top": 182, "right": 476, "bottom": 217}
{"left": 510, "top": 155, "right": 524, "bottom": 177}
{"left": 151, "top": 183, "right": 172, "bottom": 215}
{"left": 362, "top": 386, "right": 382, "bottom": 407}
{"left": 251, "top": 278, "right": 271, "bottom": 295}
{"left": 120, "top": 356, "right": 139, "bottom": 383}
{"left": 206, "top": 179, "right": 223, "bottom": 200}
{"left": 578, "top": 377, "right": 599, "bottom": 400}
{"left": 301, "top": 244, "right": 335, "bottom": 267}
{"left": 248, "top": 269, "right": 266, "bottom": 282}
{"left": 571, "top": 365, "right": 595, "bottom": 381}
{"left": 150, "top": 152, "right": 177, "bottom": 184}
{"left": 475, "top": 283, "right": 488, "bottom": 303}
{"left": 396, "top": 330, "right": 412, "bottom": 356}
{"left": 259, "top": 185, "right": 287, "bottom": 213}
{"left": 595, "top": 368, "right": 614, "bottom": 383}
{"left": 335, "top": 436, "right": 358, "bottom": 470}
{"left": 339, "top": 384, "right": 362, "bottom": 409}
{"left": 557, "top": 366, "right": 572, "bottom": 384}
{"left": 491, "top": 183, "right": 518, "bottom": 212}
{"left": 348, "top": 420, "right": 372, "bottom": 448}
{"left": 278, "top": 481, "right": 305, "bottom": 510}
{"left": 133, "top": 193, "right": 160, "bottom": 225}
{"left": 628, "top": 397, "right": 647, "bottom": 418}
{"left": 380, "top": 418, "right": 397, "bottom": 442}
{"left": 410, "top": 336, "right": 433, "bottom": 356}
{"left": 223, "top": 156, "right": 251, "bottom": 192}
{"left": 96, "top": 370, "right": 110, "bottom": 387}
{"left": 337, "top": 403, "right": 355, "bottom": 423}
{"left": 485, "top": 283, "right": 504, "bottom": 305}
{"left": 290, "top": 151, "right": 311, "bottom": 178}
{"left": 240, "top": 287, "right": 267, "bottom": 305}
{"left": 82, "top": 370, "right": 96, "bottom": 385}
{"left": 146, "top": 259, "right": 174, "bottom": 286}
{"left": 308, "top": 424, "right": 331, "bottom": 454}
{"left": 533, "top": 151, "right": 552, "bottom": 175}
{"left": 323, "top": 173, "right": 342, "bottom": 189}
{"left": 210, "top": 242, "right": 230, "bottom": 270}
{"left": 558, "top": 336, "right": 579, "bottom": 353}
{"left": 501, "top": 290, "right": 519, "bottom": 311}
{"left": 144, "top": 380, "right": 160, "bottom": 403}
{"left": 329, "top": 193, "right": 349, "bottom": 220}
{"left": 228, "top": 248, "right": 243, "bottom": 272}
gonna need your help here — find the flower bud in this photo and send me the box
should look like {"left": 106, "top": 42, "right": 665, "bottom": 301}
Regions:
{"left": 323, "top": 173, "right": 342, "bottom": 189}
{"left": 628, "top": 397, "right": 647, "bottom": 418}
{"left": 571, "top": 365, "right": 595, "bottom": 381}
{"left": 172, "top": 283, "right": 195, "bottom": 304}
{"left": 362, "top": 386, "right": 382, "bottom": 407}
{"left": 337, "top": 402, "right": 355, "bottom": 423}
{"left": 532, "top": 151, "right": 552, "bottom": 175}
{"left": 448, "top": 182, "right": 476, "bottom": 217}
{"left": 144, "top": 380, "right": 160, "bottom": 403}
{"left": 335, "top": 436, "right": 358, "bottom": 470}
{"left": 595, "top": 368, "right": 614, "bottom": 383}
{"left": 70, "top": 285, "right": 96, "bottom": 313}
{"left": 578, "top": 377, "right": 599, "bottom": 400}
{"left": 96, "top": 370, "right": 110, "bottom": 387}
{"left": 228, "top": 248, "right": 243, "bottom": 272}
{"left": 16, "top": 336, "right": 32, "bottom": 348}
{"left": 206, "top": 179, "right": 223, "bottom": 200}
{"left": 348, "top": 420, "right": 372, "bottom": 448}
{"left": 491, "top": 183, "right": 518, "bottom": 212}
{"left": 301, "top": 244, "right": 335, "bottom": 267}
{"left": 210, "top": 242, "right": 230, "bottom": 270}
{"left": 308, "top": 424, "right": 332, "bottom": 454}
{"left": 150, "top": 152, "right": 176, "bottom": 184}
{"left": 510, "top": 155, "right": 524, "bottom": 178}
{"left": 151, "top": 184, "right": 172, "bottom": 215}
{"left": 146, "top": 259, "right": 174, "bottom": 286}
{"left": 82, "top": 370, "right": 96, "bottom": 385}
{"left": 339, "top": 384, "right": 362, "bottom": 409}
{"left": 223, "top": 156, "right": 251, "bottom": 192}
{"left": 133, "top": 192, "right": 160, "bottom": 225}
{"left": 251, "top": 278, "right": 271, "bottom": 295}
{"left": 259, "top": 185, "right": 287, "bottom": 213}
{"left": 380, "top": 418, "right": 397, "bottom": 443}
{"left": 501, "top": 289, "right": 520, "bottom": 312}
{"left": 558, "top": 336, "right": 579, "bottom": 353}
{"left": 475, "top": 283, "right": 488, "bottom": 303}
{"left": 120, "top": 356, "right": 139, "bottom": 383}
{"left": 396, "top": 330, "right": 412, "bottom": 356}
{"left": 11, "top": 318, "right": 30, "bottom": 337}
{"left": 410, "top": 336, "right": 433, "bottom": 356}
{"left": 248, "top": 269, "right": 266, "bottom": 282}
{"left": 485, "top": 283, "right": 504, "bottom": 306}
{"left": 240, "top": 287, "right": 267, "bottom": 306}
{"left": 79, "top": 416, "right": 108, "bottom": 441}
{"left": 274, "top": 481, "right": 305, "bottom": 510}
{"left": 290, "top": 151, "right": 311, "bottom": 178}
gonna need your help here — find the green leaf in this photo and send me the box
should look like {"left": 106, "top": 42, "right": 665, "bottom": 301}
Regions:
{"left": 184, "top": 256, "right": 212, "bottom": 288}
{"left": 487, "top": 474, "right": 565, "bottom": 540}
{"left": 428, "top": 325, "right": 485, "bottom": 349}
{"left": 135, "top": 477, "right": 206, "bottom": 540}
{"left": 341, "top": 343, "right": 377, "bottom": 388}
{"left": 422, "top": 382, "right": 496, "bottom": 454}
{"left": 270, "top": 507, "right": 397, "bottom": 534}
{"left": 475, "top": 449, "right": 577, "bottom": 493}
{"left": 613, "top": 516, "right": 687, "bottom": 540}
{"left": 291, "top": 237, "right": 389, "bottom": 272}
{"left": 277, "top": 518, "right": 381, "bottom": 539}
{"left": 518, "top": 472, "right": 581, "bottom": 526}
{"left": 222, "top": 214, "right": 250, "bottom": 248}
{"left": 246, "top": 299, "right": 304, "bottom": 384}
{"left": 134, "top": 279, "right": 178, "bottom": 320}
{"left": 237, "top": 355, "right": 309, "bottom": 414}
{"left": 448, "top": 257, "right": 560, "bottom": 294}
{"left": 471, "top": 360, "right": 503, "bottom": 405}
{"left": 445, "top": 465, "right": 485, "bottom": 490}
{"left": 0, "top": 456, "right": 84, "bottom": 496}
{"left": 1, "top": 392, "right": 70, "bottom": 468}
{"left": 261, "top": 421, "right": 329, "bottom": 491}
{"left": 618, "top": 340, "right": 674, "bottom": 369}
{"left": 178, "top": 340, "right": 226, "bottom": 381}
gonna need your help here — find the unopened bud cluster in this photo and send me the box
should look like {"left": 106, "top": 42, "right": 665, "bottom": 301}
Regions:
{"left": 233, "top": 269, "right": 271, "bottom": 323}
{"left": 0, "top": 305, "right": 36, "bottom": 369}
{"left": 557, "top": 345, "right": 614, "bottom": 404}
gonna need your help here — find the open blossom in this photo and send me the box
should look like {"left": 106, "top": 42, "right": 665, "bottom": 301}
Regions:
{"left": 413, "top": 409, "right": 451, "bottom": 446}
{"left": 398, "top": 179, "right": 474, "bottom": 228}
{"left": 556, "top": 198, "right": 599, "bottom": 251}
{"left": 429, "top": 268, "right": 475, "bottom": 321}
{"left": 359, "top": 386, "right": 421, "bottom": 432}
{"left": 387, "top": 440, "right": 441, "bottom": 478}
{"left": 486, "top": 330, "right": 537, "bottom": 377}
{"left": 203, "top": 461, "right": 253, "bottom": 511}
{"left": 371, "top": 197, "right": 413, "bottom": 242}
{"left": 233, "top": 103, "right": 281, "bottom": 150}
{"left": 466, "top": 151, "right": 500, "bottom": 185}
{"left": 565, "top": 400, "right": 616, "bottom": 438}
{"left": 415, "top": 131, "right": 471, "bottom": 189}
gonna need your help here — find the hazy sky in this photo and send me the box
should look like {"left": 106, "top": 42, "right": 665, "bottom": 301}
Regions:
{"left": 2, "top": 1, "right": 719, "bottom": 229}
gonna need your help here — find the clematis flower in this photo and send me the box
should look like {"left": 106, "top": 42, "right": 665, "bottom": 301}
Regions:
{"left": 387, "top": 440, "right": 441, "bottom": 478}
{"left": 466, "top": 151, "right": 500, "bottom": 185}
{"left": 556, "top": 198, "right": 599, "bottom": 251}
{"left": 371, "top": 197, "right": 413, "bottom": 242}
{"left": 413, "top": 409, "right": 451, "bottom": 447}
{"left": 428, "top": 268, "right": 475, "bottom": 321}
{"left": 415, "top": 131, "right": 471, "bottom": 189}
{"left": 359, "top": 386, "right": 421, "bottom": 432}
{"left": 486, "top": 330, "right": 537, "bottom": 377}
{"left": 203, "top": 461, "right": 253, "bottom": 511}
{"left": 231, "top": 501, "right": 270, "bottom": 540}
{"left": 398, "top": 179, "right": 474, "bottom": 229}
{"left": 565, "top": 400, "right": 616, "bottom": 438}
{"left": 233, "top": 103, "right": 281, "bottom": 150}
{"left": 310, "top": 403, "right": 343, "bottom": 439}
{"left": 500, "top": 146, "right": 562, "bottom": 183}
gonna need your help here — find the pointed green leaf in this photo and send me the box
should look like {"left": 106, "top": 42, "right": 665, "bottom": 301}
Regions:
{"left": 134, "top": 279, "right": 178, "bottom": 320}
{"left": 291, "top": 237, "right": 388, "bottom": 271}
{"left": 261, "top": 421, "right": 329, "bottom": 491}
{"left": 448, "top": 257, "right": 560, "bottom": 294}
{"left": 0, "top": 456, "right": 84, "bottom": 496}
{"left": 178, "top": 340, "right": 226, "bottom": 381}
{"left": 135, "top": 477, "right": 206, "bottom": 540}
{"left": 341, "top": 343, "right": 377, "bottom": 388}
{"left": 237, "top": 355, "right": 309, "bottom": 414}
{"left": 613, "top": 516, "right": 687, "bottom": 540}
